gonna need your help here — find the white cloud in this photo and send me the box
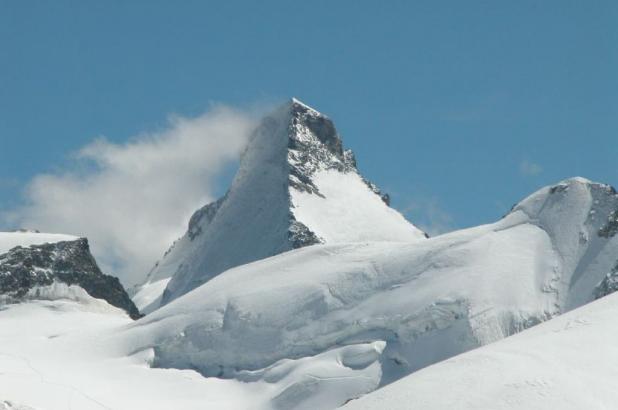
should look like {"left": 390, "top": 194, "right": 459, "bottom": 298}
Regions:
{"left": 519, "top": 159, "right": 543, "bottom": 176}
{"left": 5, "top": 105, "right": 258, "bottom": 286}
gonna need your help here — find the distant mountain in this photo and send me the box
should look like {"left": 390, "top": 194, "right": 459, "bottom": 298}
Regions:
{"left": 0, "top": 231, "right": 140, "bottom": 319}
{"left": 133, "top": 98, "right": 425, "bottom": 312}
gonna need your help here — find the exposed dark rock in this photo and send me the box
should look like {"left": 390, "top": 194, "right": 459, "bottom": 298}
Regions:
{"left": 599, "top": 210, "right": 618, "bottom": 238}
{"left": 549, "top": 184, "right": 569, "bottom": 194}
{"left": 304, "top": 113, "right": 342, "bottom": 156}
{"left": 0, "top": 239, "right": 141, "bottom": 319}
{"left": 188, "top": 195, "right": 226, "bottom": 241}
{"left": 343, "top": 149, "right": 357, "bottom": 169}
{"left": 290, "top": 101, "right": 343, "bottom": 157}
{"left": 286, "top": 101, "right": 350, "bottom": 196}
{"left": 288, "top": 167, "right": 322, "bottom": 196}
{"left": 594, "top": 261, "right": 618, "bottom": 300}
{"left": 288, "top": 220, "right": 323, "bottom": 249}
{"left": 286, "top": 100, "right": 392, "bottom": 207}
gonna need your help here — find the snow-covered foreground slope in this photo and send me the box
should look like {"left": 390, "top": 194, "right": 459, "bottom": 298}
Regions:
{"left": 121, "top": 177, "right": 618, "bottom": 407}
{"left": 0, "top": 293, "right": 260, "bottom": 410}
{"left": 134, "top": 98, "right": 425, "bottom": 312}
{"left": 0, "top": 292, "right": 386, "bottom": 410}
{"left": 343, "top": 291, "right": 618, "bottom": 410}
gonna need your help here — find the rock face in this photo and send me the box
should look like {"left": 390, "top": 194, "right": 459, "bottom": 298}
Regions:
{"left": 135, "top": 98, "right": 426, "bottom": 312}
{"left": 0, "top": 238, "right": 140, "bottom": 319}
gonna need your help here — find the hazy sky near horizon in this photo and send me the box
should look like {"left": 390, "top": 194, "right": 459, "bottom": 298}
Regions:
{"left": 1, "top": 0, "right": 617, "bottom": 238}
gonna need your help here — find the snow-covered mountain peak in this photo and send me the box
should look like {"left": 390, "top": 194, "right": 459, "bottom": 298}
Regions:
{"left": 503, "top": 177, "right": 618, "bottom": 311}
{"left": 136, "top": 99, "right": 426, "bottom": 310}
{"left": 243, "top": 97, "right": 350, "bottom": 184}
{"left": 509, "top": 176, "right": 618, "bottom": 234}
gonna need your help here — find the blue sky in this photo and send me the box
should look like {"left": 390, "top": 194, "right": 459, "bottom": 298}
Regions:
{"left": 1, "top": 0, "right": 617, "bottom": 234}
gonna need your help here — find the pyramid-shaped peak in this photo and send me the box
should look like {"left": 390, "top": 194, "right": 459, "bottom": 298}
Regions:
{"left": 246, "top": 98, "right": 345, "bottom": 170}
{"left": 137, "top": 99, "right": 427, "bottom": 309}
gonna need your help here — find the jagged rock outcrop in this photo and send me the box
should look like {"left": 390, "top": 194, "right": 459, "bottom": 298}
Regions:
{"left": 0, "top": 238, "right": 140, "bottom": 319}
{"left": 134, "top": 98, "right": 426, "bottom": 312}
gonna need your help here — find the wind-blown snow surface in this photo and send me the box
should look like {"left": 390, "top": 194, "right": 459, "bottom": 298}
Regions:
{"left": 343, "top": 291, "right": 618, "bottom": 410}
{"left": 134, "top": 98, "right": 424, "bottom": 312}
{"left": 0, "top": 289, "right": 259, "bottom": 410}
{"left": 0, "top": 231, "right": 77, "bottom": 254}
{"left": 121, "top": 177, "right": 618, "bottom": 408}
{"left": 0, "top": 286, "right": 385, "bottom": 410}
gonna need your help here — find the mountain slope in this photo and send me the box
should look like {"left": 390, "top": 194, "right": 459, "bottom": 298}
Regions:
{"left": 0, "top": 296, "right": 260, "bottom": 410}
{"left": 134, "top": 98, "right": 425, "bottom": 312}
{"left": 0, "top": 292, "right": 392, "bottom": 410}
{"left": 343, "top": 290, "right": 618, "bottom": 410}
{"left": 123, "top": 177, "right": 618, "bottom": 408}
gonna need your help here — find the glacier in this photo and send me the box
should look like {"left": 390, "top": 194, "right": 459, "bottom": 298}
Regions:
{"left": 2, "top": 176, "right": 617, "bottom": 409}
{"left": 120, "top": 176, "right": 618, "bottom": 408}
